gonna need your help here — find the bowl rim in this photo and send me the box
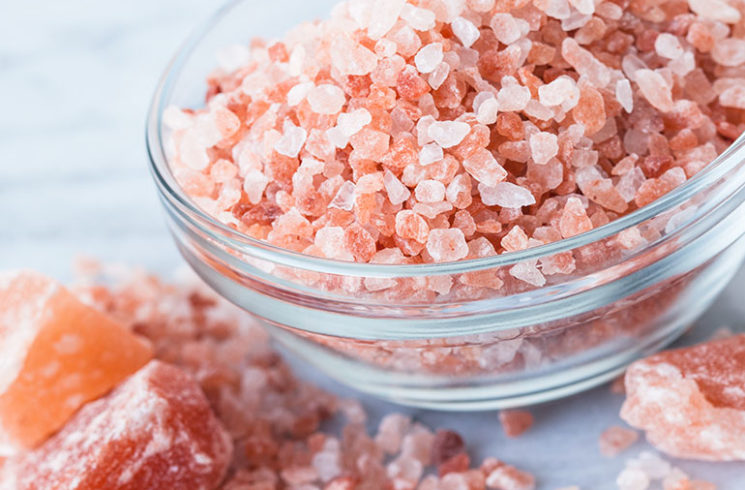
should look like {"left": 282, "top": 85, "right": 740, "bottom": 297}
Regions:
{"left": 146, "top": 0, "right": 745, "bottom": 276}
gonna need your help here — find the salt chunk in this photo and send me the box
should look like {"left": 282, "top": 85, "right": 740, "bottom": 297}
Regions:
{"left": 497, "top": 82, "right": 531, "bottom": 112}
{"left": 615, "top": 79, "right": 634, "bottom": 113}
{"left": 274, "top": 121, "right": 308, "bottom": 157}
{"left": 315, "top": 227, "right": 353, "bottom": 260}
{"left": 599, "top": 426, "right": 639, "bottom": 457}
{"left": 559, "top": 197, "right": 592, "bottom": 238}
{"left": 0, "top": 272, "right": 153, "bottom": 454}
{"left": 0, "top": 361, "right": 232, "bottom": 489}
{"left": 417, "top": 116, "right": 437, "bottom": 146}
{"left": 384, "top": 170, "right": 411, "bottom": 205}
{"left": 485, "top": 463, "right": 536, "bottom": 490}
{"left": 428, "top": 62, "right": 451, "bottom": 89}
{"left": 490, "top": 13, "right": 522, "bottom": 45}
{"left": 509, "top": 261, "right": 546, "bottom": 287}
{"left": 420, "top": 142, "right": 444, "bottom": 166}
{"left": 452, "top": 17, "right": 480, "bottom": 48}
{"left": 478, "top": 182, "right": 536, "bottom": 208}
{"left": 538, "top": 76, "right": 579, "bottom": 107}
{"left": 307, "top": 84, "right": 346, "bottom": 115}
{"left": 568, "top": 0, "right": 595, "bottom": 15}
{"left": 562, "top": 38, "right": 611, "bottom": 88}
{"left": 529, "top": 132, "right": 559, "bottom": 165}
{"left": 162, "top": 106, "right": 192, "bottom": 130}
{"left": 415, "top": 180, "right": 446, "bottom": 203}
{"left": 464, "top": 149, "right": 508, "bottom": 187}
{"left": 712, "top": 38, "right": 745, "bottom": 67}
{"left": 287, "top": 82, "right": 314, "bottom": 106}
{"left": 720, "top": 86, "right": 745, "bottom": 109}
{"left": 426, "top": 229, "right": 469, "bottom": 262}
{"left": 688, "top": 0, "right": 741, "bottom": 24}
{"left": 476, "top": 97, "right": 499, "bottom": 125}
{"left": 401, "top": 3, "right": 437, "bottom": 31}
{"left": 243, "top": 169, "right": 270, "bottom": 204}
{"left": 616, "top": 467, "right": 650, "bottom": 490}
{"left": 415, "top": 43, "right": 444, "bottom": 74}
{"left": 635, "top": 69, "right": 674, "bottom": 113}
{"left": 216, "top": 44, "right": 251, "bottom": 72}
{"left": 428, "top": 121, "right": 471, "bottom": 148}
{"left": 329, "top": 181, "right": 356, "bottom": 211}
{"left": 366, "top": 0, "right": 406, "bottom": 39}
{"left": 337, "top": 108, "right": 373, "bottom": 137}
{"left": 655, "top": 33, "right": 684, "bottom": 60}
{"left": 330, "top": 36, "right": 378, "bottom": 76}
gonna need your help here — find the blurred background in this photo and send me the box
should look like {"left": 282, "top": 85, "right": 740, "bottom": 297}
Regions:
{"left": 2, "top": 1, "right": 744, "bottom": 487}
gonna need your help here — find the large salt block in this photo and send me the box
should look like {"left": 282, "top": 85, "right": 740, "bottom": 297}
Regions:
{"left": 0, "top": 360, "right": 233, "bottom": 489}
{"left": 0, "top": 271, "right": 152, "bottom": 453}
{"left": 621, "top": 334, "right": 745, "bottom": 460}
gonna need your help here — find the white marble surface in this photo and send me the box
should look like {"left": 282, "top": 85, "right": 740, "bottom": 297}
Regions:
{"left": 1, "top": 1, "right": 745, "bottom": 488}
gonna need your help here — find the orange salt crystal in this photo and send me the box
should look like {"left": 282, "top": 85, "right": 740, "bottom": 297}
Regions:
{"left": 0, "top": 271, "right": 152, "bottom": 454}
{"left": 621, "top": 334, "right": 745, "bottom": 460}
{"left": 498, "top": 410, "right": 533, "bottom": 438}
{"left": 0, "top": 361, "right": 233, "bottom": 490}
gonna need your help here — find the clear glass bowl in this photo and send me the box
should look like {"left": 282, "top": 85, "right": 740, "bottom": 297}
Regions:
{"left": 146, "top": 0, "right": 745, "bottom": 410}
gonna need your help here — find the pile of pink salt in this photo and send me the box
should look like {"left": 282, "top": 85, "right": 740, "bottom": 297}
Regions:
{"left": 166, "top": 0, "right": 745, "bottom": 282}
{"left": 0, "top": 263, "right": 537, "bottom": 489}
{"left": 621, "top": 333, "right": 745, "bottom": 461}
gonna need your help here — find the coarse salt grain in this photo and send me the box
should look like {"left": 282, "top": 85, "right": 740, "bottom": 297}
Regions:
{"left": 655, "top": 33, "right": 684, "bottom": 60}
{"left": 490, "top": 13, "right": 522, "bottom": 45}
{"left": 452, "top": 17, "right": 480, "bottom": 48}
{"left": 274, "top": 122, "right": 307, "bottom": 157}
{"left": 529, "top": 132, "right": 559, "bottom": 165}
{"left": 478, "top": 182, "right": 536, "bottom": 208}
{"left": 428, "top": 121, "right": 471, "bottom": 148}
{"left": 415, "top": 179, "right": 447, "bottom": 203}
{"left": 308, "top": 84, "right": 346, "bottom": 115}
{"left": 415, "top": 43, "right": 444, "bottom": 74}
{"left": 420, "top": 142, "right": 444, "bottom": 166}
{"left": 426, "top": 229, "right": 469, "bottom": 262}
{"left": 384, "top": 170, "right": 411, "bottom": 205}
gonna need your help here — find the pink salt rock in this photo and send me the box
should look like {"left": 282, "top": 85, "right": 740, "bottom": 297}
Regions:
{"left": 426, "top": 229, "right": 469, "bottom": 262}
{"left": 0, "top": 361, "right": 232, "bottom": 489}
{"left": 621, "top": 334, "right": 745, "bottom": 460}
{"left": 599, "top": 426, "right": 638, "bottom": 457}
{"left": 559, "top": 197, "right": 592, "bottom": 238}
{"left": 485, "top": 462, "right": 536, "bottom": 490}
{"left": 0, "top": 271, "right": 153, "bottom": 454}
{"left": 499, "top": 410, "right": 533, "bottom": 438}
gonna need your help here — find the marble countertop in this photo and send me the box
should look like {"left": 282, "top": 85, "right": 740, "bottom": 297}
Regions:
{"left": 1, "top": 1, "right": 744, "bottom": 487}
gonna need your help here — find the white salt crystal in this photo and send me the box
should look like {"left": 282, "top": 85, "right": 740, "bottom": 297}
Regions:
{"left": 568, "top": 0, "right": 595, "bottom": 15}
{"left": 476, "top": 97, "right": 499, "bottom": 125}
{"left": 616, "top": 467, "right": 650, "bottom": 490}
{"left": 627, "top": 452, "right": 672, "bottom": 480}
{"left": 497, "top": 83, "right": 531, "bottom": 112}
{"left": 326, "top": 126, "right": 349, "bottom": 149}
{"left": 298, "top": 157, "right": 325, "bottom": 175}
{"left": 401, "top": 3, "right": 437, "bottom": 31}
{"left": 490, "top": 13, "right": 522, "bottom": 45}
{"left": 307, "top": 84, "right": 346, "bottom": 115}
{"left": 287, "top": 82, "right": 314, "bottom": 106}
{"left": 288, "top": 44, "right": 306, "bottom": 77}
{"left": 712, "top": 38, "right": 745, "bottom": 67}
{"left": 478, "top": 182, "right": 536, "bottom": 208}
{"left": 274, "top": 121, "right": 307, "bottom": 157}
{"left": 366, "top": 0, "right": 406, "bottom": 39}
{"left": 419, "top": 142, "right": 444, "bottom": 166}
{"left": 242, "top": 169, "right": 269, "bottom": 204}
{"left": 562, "top": 10, "right": 591, "bottom": 30}
{"left": 428, "top": 62, "right": 451, "bottom": 89}
{"left": 428, "top": 120, "right": 471, "bottom": 148}
{"left": 669, "top": 51, "right": 695, "bottom": 77}
{"left": 655, "top": 33, "right": 684, "bottom": 60}
{"left": 216, "top": 44, "right": 251, "bottom": 73}
{"left": 415, "top": 179, "right": 446, "bottom": 203}
{"left": 417, "top": 116, "right": 437, "bottom": 146}
{"left": 616, "top": 167, "right": 646, "bottom": 202}
{"left": 688, "top": 0, "right": 741, "bottom": 24}
{"left": 509, "top": 260, "right": 546, "bottom": 287}
{"left": 163, "top": 106, "right": 192, "bottom": 130}
{"left": 524, "top": 100, "right": 554, "bottom": 121}
{"left": 542, "top": 0, "right": 571, "bottom": 19}
{"left": 529, "top": 132, "right": 559, "bottom": 165}
{"left": 635, "top": 69, "right": 674, "bottom": 112}
{"left": 415, "top": 43, "right": 444, "bottom": 74}
{"left": 383, "top": 170, "right": 411, "bottom": 205}
{"left": 538, "top": 76, "right": 579, "bottom": 107}
{"left": 452, "top": 17, "right": 481, "bottom": 48}
{"left": 616, "top": 79, "right": 634, "bottom": 113}
{"left": 329, "top": 181, "right": 356, "bottom": 211}
{"left": 337, "top": 108, "right": 372, "bottom": 137}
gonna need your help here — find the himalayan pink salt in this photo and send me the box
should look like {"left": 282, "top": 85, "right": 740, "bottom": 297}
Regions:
{"left": 497, "top": 81, "right": 531, "bottom": 112}
{"left": 307, "top": 84, "right": 346, "bottom": 115}
{"left": 509, "top": 261, "right": 546, "bottom": 287}
{"left": 415, "top": 43, "right": 444, "bottom": 74}
{"left": 499, "top": 410, "right": 533, "bottom": 437}
{"left": 615, "top": 79, "right": 634, "bottom": 113}
{"left": 476, "top": 97, "right": 498, "bottom": 125}
{"left": 428, "top": 121, "right": 471, "bottom": 148}
{"left": 621, "top": 334, "right": 745, "bottom": 460}
{"left": 274, "top": 122, "right": 307, "bottom": 157}
{"left": 329, "top": 181, "right": 356, "bottom": 211}
{"left": 655, "top": 33, "right": 684, "bottom": 60}
{"left": 415, "top": 179, "right": 447, "bottom": 203}
{"left": 384, "top": 170, "right": 411, "bottom": 205}
{"left": 538, "top": 76, "right": 578, "bottom": 108}
{"left": 635, "top": 69, "right": 675, "bottom": 113}
{"left": 712, "top": 39, "right": 745, "bottom": 67}
{"left": 485, "top": 463, "right": 536, "bottom": 490}
{"left": 529, "top": 132, "right": 559, "bottom": 165}
{"left": 720, "top": 86, "right": 745, "bottom": 109}
{"left": 452, "top": 17, "right": 480, "bottom": 48}
{"left": 479, "top": 182, "right": 536, "bottom": 208}
{"left": 559, "top": 197, "right": 592, "bottom": 238}
{"left": 599, "top": 426, "right": 639, "bottom": 457}
{"left": 0, "top": 361, "right": 232, "bottom": 490}
{"left": 401, "top": 4, "right": 437, "bottom": 31}
{"left": 420, "top": 142, "right": 444, "bottom": 166}
{"left": 490, "top": 13, "right": 522, "bottom": 45}
{"left": 426, "top": 229, "right": 469, "bottom": 262}
{"left": 0, "top": 271, "right": 152, "bottom": 453}
{"left": 429, "top": 62, "right": 451, "bottom": 90}
{"left": 463, "top": 149, "right": 508, "bottom": 187}
{"left": 396, "top": 210, "right": 430, "bottom": 243}
{"left": 687, "top": 0, "right": 741, "bottom": 24}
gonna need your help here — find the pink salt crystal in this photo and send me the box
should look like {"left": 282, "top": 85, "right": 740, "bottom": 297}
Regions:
{"left": 415, "top": 179, "right": 447, "bottom": 203}
{"left": 485, "top": 463, "right": 536, "bottom": 490}
{"left": 635, "top": 69, "right": 675, "bottom": 113}
{"left": 242, "top": 169, "right": 270, "bottom": 204}
{"left": 384, "top": 170, "right": 411, "bottom": 205}
{"left": 401, "top": 3, "right": 437, "bottom": 31}
{"left": 478, "top": 182, "right": 536, "bottom": 208}
{"left": 509, "top": 261, "right": 546, "bottom": 287}
{"left": 599, "top": 426, "right": 639, "bottom": 457}
{"left": 617, "top": 227, "right": 646, "bottom": 250}
{"left": 499, "top": 410, "right": 533, "bottom": 437}
{"left": 452, "top": 17, "right": 480, "bottom": 48}
{"left": 616, "top": 79, "right": 634, "bottom": 113}
{"left": 337, "top": 109, "right": 372, "bottom": 140}
{"left": 429, "top": 62, "right": 451, "bottom": 90}
{"left": 446, "top": 173, "right": 473, "bottom": 209}
{"left": 621, "top": 334, "right": 745, "bottom": 461}
{"left": 616, "top": 467, "right": 650, "bottom": 490}
{"left": 559, "top": 197, "right": 593, "bottom": 238}
{"left": 415, "top": 43, "right": 444, "bottom": 74}
{"left": 420, "top": 142, "right": 444, "bottom": 166}
{"left": 426, "top": 229, "right": 469, "bottom": 262}
{"left": 396, "top": 210, "right": 430, "bottom": 243}
{"left": 538, "top": 76, "right": 578, "bottom": 108}
{"left": 428, "top": 121, "right": 471, "bottom": 148}
{"left": 476, "top": 97, "right": 499, "bottom": 125}
{"left": 463, "top": 149, "right": 508, "bottom": 187}
{"left": 497, "top": 82, "right": 531, "bottom": 112}
{"left": 375, "top": 413, "right": 411, "bottom": 454}
{"left": 0, "top": 361, "right": 232, "bottom": 490}
{"left": 331, "top": 36, "right": 378, "bottom": 76}
{"left": 490, "top": 13, "right": 522, "bottom": 45}
{"left": 366, "top": 0, "right": 406, "bottom": 39}
{"left": 315, "top": 227, "right": 353, "bottom": 260}
{"left": 274, "top": 121, "right": 307, "bottom": 157}
{"left": 617, "top": 167, "right": 646, "bottom": 203}
{"left": 308, "top": 84, "right": 346, "bottom": 115}
{"left": 529, "top": 132, "right": 559, "bottom": 165}
{"left": 501, "top": 226, "right": 529, "bottom": 253}
{"left": 688, "top": 0, "right": 741, "bottom": 24}
{"left": 568, "top": 0, "right": 594, "bottom": 15}
{"left": 329, "top": 181, "right": 356, "bottom": 211}
{"left": 712, "top": 38, "right": 745, "bottom": 67}
{"left": 561, "top": 38, "right": 611, "bottom": 88}
{"left": 720, "top": 86, "right": 745, "bottom": 109}
{"left": 350, "top": 128, "right": 390, "bottom": 160}
{"left": 655, "top": 33, "right": 684, "bottom": 60}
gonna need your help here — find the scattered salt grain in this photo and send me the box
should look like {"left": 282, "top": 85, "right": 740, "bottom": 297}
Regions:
{"left": 599, "top": 426, "right": 639, "bottom": 457}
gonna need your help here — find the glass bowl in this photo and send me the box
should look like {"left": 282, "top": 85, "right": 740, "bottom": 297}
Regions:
{"left": 146, "top": 0, "right": 745, "bottom": 410}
